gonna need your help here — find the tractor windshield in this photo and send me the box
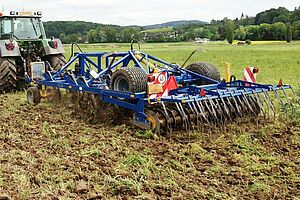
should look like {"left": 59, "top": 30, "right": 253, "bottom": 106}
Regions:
{"left": 13, "top": 17, "right": 44, "bottom": 39}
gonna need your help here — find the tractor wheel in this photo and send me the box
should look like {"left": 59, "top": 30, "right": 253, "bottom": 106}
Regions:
{"left": 0, "top": 57, "right": 17, "bottom": 93}
{"left": 186, "top": 62, "right": 220, "bottom": 85}
{"left": 27, "top": 87, "right": 41, "bottom": 105}
{"left": 110, "top": 67, "right": 147, "bottom": 93}
{"left": 47, "top": 54, "right": 66, "bottom": 71}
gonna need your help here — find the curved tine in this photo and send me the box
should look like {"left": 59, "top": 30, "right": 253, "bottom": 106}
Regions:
{"left": 251, "top": 91, "right": 265, "bottom": 117}
{"left": 179, "top": 102, "right": 191, "bottom": 132}
{"left": 241, "top": 92, "right": 256, "bottom": 116}
{"left": 258, "top": 92, "right": 270, "bottom": 117}
{"left": 263, "top": 91, "right": 277, "bottom": 118}
{"left": 213, "top": 98, "right": 225, "bottom": 125}
{"left": 235, "top": 95, "right": 247, "bottom": 116}
{"left": 193, "top": 101, "right": 206, "bottom": 131}
{"left": 272, "top": 89, "right": 287, "bottom": 114}
{"left": 175, "top": 102, "right": 189, "bottom": 132}
{"left": 204, "top": 99, "right": 216, "bottom": 126}
{"left": 220, "top": 97, "right": 232, "bottom": 121}
{"left": 208, "top": 98, "right": 220, "bottom": 125}
{"left": 289, "top": 86, "right": 300, "bottom": 105}
{"left": 190, "top": 100, "right": 201, "bottom": 128}
{"left": 175, "top": 102, "right": 186, "bottom": 131}
{"left": 197, "top": 100, "right": 212, "bottom": 130}
{"left": 196, "top": 100, "right": 208, "bottom": 122}
{"left": 230, "top": 93, "right": 242, "bottom": 118}
{"left": 187, "top": 102, "right": 196, "bottom": 130}
{"left": 224, "top": 97, "right": 235, "bottom": 121}
{"left": 281, "top": 87, "right": 292, "bottom": 105}
{"left": 161, "top": 102, "right": 172, "bottom": 133}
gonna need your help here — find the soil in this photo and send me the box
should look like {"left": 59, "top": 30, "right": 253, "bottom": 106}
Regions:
{"left": 0, "top": 93, "right": 299, "bottom": 199}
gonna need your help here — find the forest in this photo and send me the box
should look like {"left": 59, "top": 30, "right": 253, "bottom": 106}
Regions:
{"left": 44, "top": 6, "right": 300, "bottom": 43}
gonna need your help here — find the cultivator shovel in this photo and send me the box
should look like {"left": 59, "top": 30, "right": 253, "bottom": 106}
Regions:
{"left": 26, "top": 44, "right": 299, "bottom": 134}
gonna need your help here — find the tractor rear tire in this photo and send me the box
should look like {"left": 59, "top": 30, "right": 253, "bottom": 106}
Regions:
{"left": 110, "top": 67, "right": 147, "bottom": 93}
{"left": 0, "top": 57, "right": 17, "bottom": 93}
{"left": 47, "top": 54, "right": 66, "bottom": 71}
{"left": 186, "top": 62, "right": 220, "bottom": 85}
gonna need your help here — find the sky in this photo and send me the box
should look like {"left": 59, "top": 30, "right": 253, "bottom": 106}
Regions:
{"left": 0, "top": 0, "right": 299, "bottom": 26}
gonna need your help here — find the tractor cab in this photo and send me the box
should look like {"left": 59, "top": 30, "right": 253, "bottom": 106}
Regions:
{"left": 0, "top": 11, "right": 66, "bottom": 93}
{"left": 0, "top": 11, "right": 46, "bottom": 40}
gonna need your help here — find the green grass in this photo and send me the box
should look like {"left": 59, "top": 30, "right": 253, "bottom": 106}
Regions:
{"left": 64, "top": 41, "right": 300, "bottom": 90}
{"left": 0, "top": 42, "right": 299, "bottom": 199}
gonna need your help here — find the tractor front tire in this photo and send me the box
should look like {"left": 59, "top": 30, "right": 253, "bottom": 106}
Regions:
{"left": 47, "top": 54, "right": 66, "bottom": 71}
{"left": 186, "top": 62, "right": 220, "bottom": 85}
{"left": 110, "top": 67, "right": 147, "bottom": 93}
{"left": 27, "top": 87, "right": 41, "bottom": 105}
{"left": 0, "top": 57, "right": 17, "bottom": 93}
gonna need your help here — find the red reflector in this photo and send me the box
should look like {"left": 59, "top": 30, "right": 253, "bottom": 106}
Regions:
{"left": 147, "top": 75, "right": 155, "bottom": 82}
{"left": 6, "top": 42, "right": 15, "bottom": 51}
{"left": 277, "top": 79, "right": 283, "bottom": 87}
{"left": 0, "top": 12, "right": 3, "bottom": 17}
{"left": 200, "top": 88, "right": 206, "bottom": 97}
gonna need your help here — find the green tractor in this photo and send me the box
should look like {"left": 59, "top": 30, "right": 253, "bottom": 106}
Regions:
{"left": 0, "top": 11, "right": 66, "bottom": 93}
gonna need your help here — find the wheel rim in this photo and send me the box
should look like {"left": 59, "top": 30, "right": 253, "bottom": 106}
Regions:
{"left": 27, "top": 90, "right": 34, "bottom": 104}
{"left": 113, "top": 76, "right": 129, "bottom": 92}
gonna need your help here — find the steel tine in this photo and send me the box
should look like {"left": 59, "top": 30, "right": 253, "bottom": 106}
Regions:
{"left": 161, "top": 102, "right": 172, "bottom": 133}
{"left": 241, "top": 92, "right": 256, "bottom": 116}
{"left": 191, "top": 100, "right": 201, "bottom": 128}
{"left": 204, "top": 99, "right": 217, "bottom": 127}
{"left": 263, "top": 91, "right": 277, "bottom": 118}
{"left": 179, "top": 102, "right": 191, "bottom": 132}
{"left": 236, "top": 95, "right": 247, "bottom": 116}
{"left": 258, "top": 92, "right": 270, "bottom": 117}
{"left": 272, "top": 89, "right": 287, "bottom": 114}
{"left": 224, "top": 97, "right": 235, "bottom": 121}
{"left": 187, "top": 101, "right": 196, "bottom": 130}
{"left": 220, "top": 97, "right": 232, "bottom": 121}
{"left": 280, "top": 87, "right": 292, "bottom": 105}
{"left": 252, "top": 91, "right": 265, "bottom": 118}
{"left": 230, "top": 93, "right": 242, "bottom": 118}
{"left": 208, "top": 98, "right": 220, "bottom": 125}
{"left": 214, "top": 99, "right": 225, "bottom": 125}
{"left": 175, "top": 102, "right": 187, "bottom": 131}
{"left": 197, "top": 100, "right": 212, "bottom": 130}
{"left": 289, "top": 86, "right": 300, "bottom": 105}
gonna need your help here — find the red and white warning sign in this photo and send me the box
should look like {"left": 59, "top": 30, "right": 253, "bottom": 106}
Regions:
{"left": 147, "top": 72, "right": 178, "bottom": 99}
{"left": 244, "top": 67, "right": 259, "bottom": 83}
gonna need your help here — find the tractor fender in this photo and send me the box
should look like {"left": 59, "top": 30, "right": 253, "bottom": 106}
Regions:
{"left": 43, "top": 39, "right": 65, "bottom": 56}
{"left": 0, "top": 40, "right": 21, "bottom": 57}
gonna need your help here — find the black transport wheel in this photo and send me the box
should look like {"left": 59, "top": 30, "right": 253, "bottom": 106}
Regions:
{"left": 186, "top": 62, "right": 220, "bottom": 85}
{"left": 47, "top": 54, "right": 66, "bottom": 71}
{"left": 0, "top": 57, "right": 17, "bottom": 93}
{"left": 27, "top": 86, "right": 41, "bottom": 105}
{"left": 110, "top": 67, "right": 147, "bottom": 93}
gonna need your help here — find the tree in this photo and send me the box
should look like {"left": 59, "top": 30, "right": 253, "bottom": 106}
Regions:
{"left": 225, "top": 19, "right": 234, "bottom": 44}
{"left": 292, "top": 21, "right": 300, "bottom": 40}
{"left": 234, "top": 26, "right": 246, "bottom": 40}
{"left": 286, "top": 23, "right": 292, "bottom": 42}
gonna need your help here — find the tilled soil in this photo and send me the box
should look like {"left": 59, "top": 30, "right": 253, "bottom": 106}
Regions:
{"left": 0, "top": 93, "right": 299, "bottom": 200}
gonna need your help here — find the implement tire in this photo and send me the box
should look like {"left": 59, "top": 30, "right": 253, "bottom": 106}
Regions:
{"left": 0, "top": 57, "right": 17, "bottom": 93}
{"left": 110, "top": 67, "right": 147, "bottom": 93}
{"left": 186, "top": 62, "right": 220, "bottom": 85}
{"left": 47, "top": 54, "right": 66, "bottom": 71}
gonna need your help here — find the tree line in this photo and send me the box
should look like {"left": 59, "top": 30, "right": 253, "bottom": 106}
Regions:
{"left": 44, "top": 6, "right": 300, "bottom": 43}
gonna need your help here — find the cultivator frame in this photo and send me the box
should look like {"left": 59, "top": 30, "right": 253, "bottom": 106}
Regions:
{"left": 27, "top": 48, "right": 298, "bottom": 133}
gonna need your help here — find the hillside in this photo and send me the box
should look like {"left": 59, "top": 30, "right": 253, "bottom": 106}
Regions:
{"left": 143, "top": 20, "right": 208, "bottom": 29}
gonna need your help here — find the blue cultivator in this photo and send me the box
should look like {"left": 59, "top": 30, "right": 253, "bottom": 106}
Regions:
{"left": 26, "top": 45, "right": 298, "bottom": 133}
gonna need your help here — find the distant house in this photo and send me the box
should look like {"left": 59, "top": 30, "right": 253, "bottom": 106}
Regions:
{"left": 195, "top": 38, "right": 210, "bottom": 43}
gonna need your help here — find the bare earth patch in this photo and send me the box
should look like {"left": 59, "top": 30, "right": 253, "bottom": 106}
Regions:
{"left": 0, "top": 92, "right": 299, "bottom": 199}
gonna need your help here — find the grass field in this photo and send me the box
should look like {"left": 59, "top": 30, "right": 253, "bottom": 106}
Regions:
{"left": 0, "top": 42, "right": 300, "bottom": 199}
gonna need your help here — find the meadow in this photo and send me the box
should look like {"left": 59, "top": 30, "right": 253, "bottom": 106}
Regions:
{"left": 0, "top": 41, "right": 299, "bottom": 199}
